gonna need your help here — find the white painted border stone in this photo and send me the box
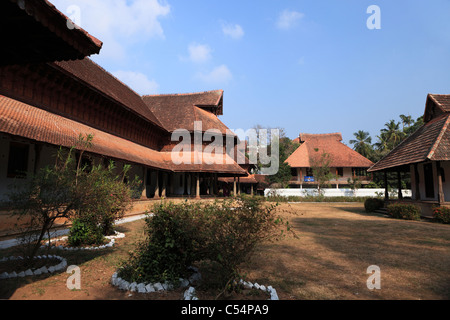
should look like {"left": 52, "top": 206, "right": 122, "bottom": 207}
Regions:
{"left": 0, "top": 255, "right": 67, "bottom": 280}
{"left": 110, "top": 269, "right": 279, "bottom": 300}
{"left": 40, "top": 231, "right": 125, "bottom": 251}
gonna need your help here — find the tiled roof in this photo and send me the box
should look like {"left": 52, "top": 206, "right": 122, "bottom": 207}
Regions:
{"left": 368, "top": 114, "right": 450, "bottom": 172}
{"left": 142, "top": 91, "right": 231, "bottom": 133}
{"left": 218, "top": 174, "right": 258, "bottom": 184}
{"left": 285, "top": 133, "right": 374, "bottom": 168}
{"left": 0, "top": 95, "right": 168, "bottom": 170}
{"left": 160, "top": 150, "right": 247, "bottom": 175}
{"left": 429, "top": 94, "right": 450, "bottom": 113}
{"left": 0, "top": 95, "right": 246, "bottom": 175}
{"left": 1, "top": 0, "right": 102, "bottom": 65}
{"left": 50, "top": 58, "right": 164, "bottom": 130}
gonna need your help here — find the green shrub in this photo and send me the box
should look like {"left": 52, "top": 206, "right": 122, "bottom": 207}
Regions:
{"left": 118, "top": 196, "right": 289, "bottom": 290}
{"left": 364, "top": 198, "right": 385, "bottom": 212}
{"left": 68, "top": 218, "right": 104, "bottom": 246}
{"left": 432, "top": 206, "right": 450, "bottom": 224}
{"left": 118, "top": 201, "right": 203, "bottom": 284}
{"left": 387, "top": 203, "right": 421, "bottom": 221}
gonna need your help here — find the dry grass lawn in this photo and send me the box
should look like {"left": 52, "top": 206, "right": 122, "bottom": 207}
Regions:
{"left": 1, "top": 201, "right": 449, "bottom": 300}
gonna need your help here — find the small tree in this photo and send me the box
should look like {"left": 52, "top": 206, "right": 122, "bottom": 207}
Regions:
{"left": 5, "top": 146, "right": 82, "bottom": 261}
{"left": 4, "top": 134, "right": 141, "bottom": 260}
{"left": 310, "top": 150, "right": 336, "bottom": 195}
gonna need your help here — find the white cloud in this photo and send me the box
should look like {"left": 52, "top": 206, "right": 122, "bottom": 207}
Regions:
{"left": 277, "top": 9, "right": 304, "bottom": 30}
{"left": 196, "top": 65, "right": 233, "bottom": 85}
{"left": 113, "top": 70, "right": 160, "bottom": 95}
{"left": 51, "top": 0, "right": 171, "bottom": 61}
{"left": 187, "top": 43, "right": 212, "bottom": 63}
{"left": 222, "top": 23, "right": 244, "bottom": 39}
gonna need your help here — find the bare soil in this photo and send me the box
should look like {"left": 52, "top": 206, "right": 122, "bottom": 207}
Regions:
{"left": 1, "top": 202, "right": 449, "bottom": 300}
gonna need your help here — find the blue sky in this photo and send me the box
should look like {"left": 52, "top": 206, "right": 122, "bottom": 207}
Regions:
{"left": 52, "top": 0, "right": 450, "bottom": 146}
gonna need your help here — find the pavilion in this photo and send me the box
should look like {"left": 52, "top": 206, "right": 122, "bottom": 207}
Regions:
{"left": 368, "top": 94, "right": 450, "bottom": 217}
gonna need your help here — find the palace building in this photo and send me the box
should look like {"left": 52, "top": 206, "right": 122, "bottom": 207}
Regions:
{"left": 0, "top": 0, "right": 247, "bottom": 203}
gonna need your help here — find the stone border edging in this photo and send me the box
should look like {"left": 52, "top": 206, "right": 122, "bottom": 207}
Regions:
{"left": 40, "top": 231, "right": 125, "bottom": 251}
{"left": 0, "top": 255, "right": 67, "bottom": 280}
{"left": 110, "top": 267, "right": 279, "bottom": 300}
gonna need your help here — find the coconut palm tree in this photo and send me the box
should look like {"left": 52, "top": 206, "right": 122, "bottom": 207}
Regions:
{"left": 399, "top": 114, "right": 413, "bottom": 131}
{"left": 380, "top": 120, "right": 404, "bottom": 149}
{"left": 350, "top": 130, "right": 373, "bottom": 158}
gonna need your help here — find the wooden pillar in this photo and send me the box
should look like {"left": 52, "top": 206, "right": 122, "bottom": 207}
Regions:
{"left": 191, "top": 173, "right": 196, "bottom": 197}
{"left": 397, "top": 171, "right": 403, "bottom": 200}
{"left": 384, "top": 171, "right": 389, "bottom": 202}
{"left": 238, "top": 177, "right": 241, "bottom": 195}
{"left": 140, "top": 167, "right": 148, "bottom": 199}
{"left": 196, "top": 173, "right": 201, "bottom": 199}
{"left": 209, "top": 173, "right": 214, "bottom": 196}
{"left": 414, "top": 164, "right": 421, "bottom": 200}
{"left": 33, "top": 143, "right": 43, "bottom": 174}
{"left": 154, "top": 171, "right": 160, "bottom": 199}
{"left": 169, "top": 173, "right": 174, "bottom": 196}
{"left": 437, "top": 161, "right": 445, "bottom": 204}
{"left": 233, "top": 176, "right": 237, "bottom": 197}
{"left": 213, "top": 173, "right": 218, "bottom": 195}
{"left": 251, "top": 184, "right": 254, "bottom": 196}
{"left": 183, "top": 173, "right": 189, "bottom": 196}
{"left": 161, "top": 173, "right": 166, "bottom": 198}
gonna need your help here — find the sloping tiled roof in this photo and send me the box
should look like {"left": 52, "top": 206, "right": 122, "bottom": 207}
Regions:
{"left": 142, "top": 91, "right": 231, "bottom": 134}
{"left": 164, "top": 150, "right": 246, "bottom": 175}
{"left": 50, "top": 58, "right": 165, "bottom": 130}
{"left": 429, "top": 94, "right": 450, "bottom": 113}
{"left": 0, "top": 95, "right": 246, "bottom": 175}
{"left": 424, "top": 94, "right": 450, "bottom": 123}
{"left": 286, "top": 133, "right": 374, "bottom": 168}
{"left": 369, "top": 94, "right": 450, "bottom": 172}
{"left": 368, "top": 114, "right": 450, "bottom": 172}
{"left": 218, "top": 174, "right": 258, "bottom": 184}
{"left": 0, "top": 95, "right": 169, "bottom": 170}
{"left": 1, "top": 0, "right": 102, "bottom": 65}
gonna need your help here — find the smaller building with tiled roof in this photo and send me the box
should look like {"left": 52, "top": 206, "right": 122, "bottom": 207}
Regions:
{"left": 285, "top": 132, "right": 374, "bottom": 187}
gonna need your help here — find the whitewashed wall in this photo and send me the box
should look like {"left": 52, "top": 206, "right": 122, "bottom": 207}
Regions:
{"left": 264, "top": 188, "right": 412, "bottom": 198}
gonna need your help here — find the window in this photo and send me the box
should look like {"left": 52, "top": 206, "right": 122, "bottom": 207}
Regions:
{"left": 7, "top": 142, "right": 29, "bottom": 178}
{"left": 336, "top": 167, "right": 344, "bottom": 177}
{"left": 291, "top": 168, "right": 298, "bottom": 177}
{"left": 353, "top": 167, "right": 368, "bottom": 177}
{"left": 306, "top": 168, "right": 313, "bottom": 176}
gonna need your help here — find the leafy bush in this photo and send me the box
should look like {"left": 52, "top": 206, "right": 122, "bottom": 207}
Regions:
{"left": 432, "top": 206, "right": 450, "bottom": 224}
{"left": 387, "top": 203, "right": 421, "bottom": 221}
{"left": 119, "top": 201, "right": 203, "bottom": 284}
{"left": 364, "top": 198, "right": 385, "bottom": 212}
{"left": 68, "top": 218, "right": 104, "bottom": 246}
{"left": 119, "top": 196, "right": 290, "bottom": 291}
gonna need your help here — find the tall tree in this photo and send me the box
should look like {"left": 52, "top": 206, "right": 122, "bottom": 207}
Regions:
{"left": 350, "top": 130, "right": 373, "bottom": 158}
{"left": 399, "top": 114, "right": 413, "bottom": 131}
{"left": 380, "top": 119, "right": 404, "bottom": 150}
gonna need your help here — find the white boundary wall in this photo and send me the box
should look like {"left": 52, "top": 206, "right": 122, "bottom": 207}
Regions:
{"left": 264, "top": 188, "right": 412, "bottom": 198}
